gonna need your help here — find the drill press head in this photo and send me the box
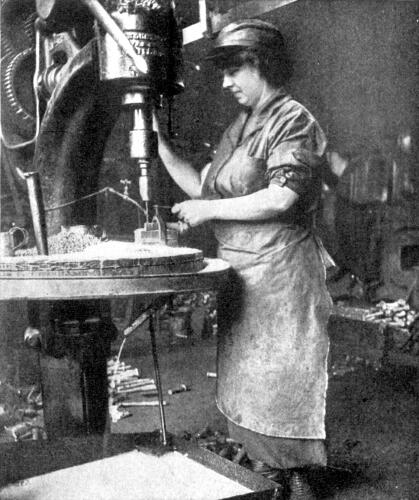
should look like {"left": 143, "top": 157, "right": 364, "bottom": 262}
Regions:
{"left": 95, "top": 0, "right": 183, "bottom": 226}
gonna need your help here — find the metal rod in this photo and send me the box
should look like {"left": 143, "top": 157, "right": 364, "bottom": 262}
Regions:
{"left": 144, "top": 200, "right": 150, "bottom": 223}
{"left": 149, "top": 309, "right": 168, "bottom": 445}
{"left": 81, "top": 371, "right": 90, "bottom": 434}
{"left": 25, "top": 171, "right": 48, "bottom": 255}
{"left": 120, "top": 401, "right": 166, "bottom": 407}
{"left": 123, "top": 311, "right": 150, "bottom": 337}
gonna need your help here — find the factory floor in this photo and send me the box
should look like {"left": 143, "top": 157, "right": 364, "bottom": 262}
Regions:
{"left": 111, "top": 326, "right": 419, "bottom": 500}
{"left": 0, "top": 308, "right": 418, "bottom": 499}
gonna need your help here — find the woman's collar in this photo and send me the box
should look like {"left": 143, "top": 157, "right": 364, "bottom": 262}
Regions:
{"left": 233, "top": 87, "right": 290, "bottom": 141}
{"left": 251, "top": 86, "right": 289, "bottom": 121}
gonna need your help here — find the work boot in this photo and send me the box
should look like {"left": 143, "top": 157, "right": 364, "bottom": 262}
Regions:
{"left": 288, "top": 470, "right": 316, "bottom": 500}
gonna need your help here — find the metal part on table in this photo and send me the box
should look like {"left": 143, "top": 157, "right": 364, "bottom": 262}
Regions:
{"left": 135, "top": 206, "right": 178, "bottom": 246}
{"left": 0, "top": 226, "right": 29, "bottom": 257}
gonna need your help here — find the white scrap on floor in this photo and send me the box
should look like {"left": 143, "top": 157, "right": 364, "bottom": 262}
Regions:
{"left": 0, "top": 450, "right": 252, "bottom": 500}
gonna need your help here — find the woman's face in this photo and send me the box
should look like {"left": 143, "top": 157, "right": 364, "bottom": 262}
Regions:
{"left": 222, "top": 63, "right": 265, "bottom": 109}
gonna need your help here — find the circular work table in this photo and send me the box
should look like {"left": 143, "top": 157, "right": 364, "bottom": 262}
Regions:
{"left": 0, "top": 242, "right": 230, "bottom": 442}
{"left": 0, "top": 241, "right": 230, "bottom": 301}
{"left": 0, "top": 258, "right": 230, "bottom": 301}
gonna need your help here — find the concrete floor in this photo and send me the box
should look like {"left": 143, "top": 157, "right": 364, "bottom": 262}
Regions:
{"left": 112, "top": 330, "right": 419, "bottom": 500}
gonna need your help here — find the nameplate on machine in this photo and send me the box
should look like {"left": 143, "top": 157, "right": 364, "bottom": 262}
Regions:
{"left": 125, "top": 32, "right": 164, "bottom": 57}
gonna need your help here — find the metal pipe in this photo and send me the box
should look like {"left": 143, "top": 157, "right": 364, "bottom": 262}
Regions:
{"left": 25, "top": 171, "right": 48, "bottom": 255}
{"left": 149, "top": 309, "right": 168, "bottom": 445}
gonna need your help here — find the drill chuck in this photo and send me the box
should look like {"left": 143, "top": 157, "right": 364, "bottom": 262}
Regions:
{"left": 129, "top": 128, "right": 157, "bottom": 160}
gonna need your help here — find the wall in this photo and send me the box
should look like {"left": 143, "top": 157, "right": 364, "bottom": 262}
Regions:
{"left": 173, "top": 0, "right": 419, "bottom": 157}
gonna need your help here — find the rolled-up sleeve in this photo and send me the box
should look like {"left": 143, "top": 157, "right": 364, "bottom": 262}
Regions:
{"left": 264, "top": 107, "right": 327, "bottom": 196}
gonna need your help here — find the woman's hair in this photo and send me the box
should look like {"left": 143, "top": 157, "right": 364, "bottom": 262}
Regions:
{"left": 212, "top": 42, "right": 292, "bottom": 87}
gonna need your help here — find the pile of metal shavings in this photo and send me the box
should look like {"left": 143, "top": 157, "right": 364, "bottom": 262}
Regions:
{"left": 0, "top": 382, "right": 46, "bottom": 442}
{"left": 12, "top": 241, "right": 203, "bottom": 262}
{"left": 364, "top": 299, "right": 419, "bottom": 354}
{"left": 15, "top": 240, "right": 203, "bottom": 260}
{"left": 81, "top": 241, "right": 202, "bottom": 259}
{"left": 16, "top": 231, "right": 101, "bottom": 256}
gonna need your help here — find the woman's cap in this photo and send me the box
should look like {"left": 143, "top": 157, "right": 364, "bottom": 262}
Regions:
{"left": 206, "top": 19, "right": 284, "bottom": 61}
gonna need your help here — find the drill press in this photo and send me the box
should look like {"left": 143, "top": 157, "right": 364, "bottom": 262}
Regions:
{"left": 31, "top": 0, "right": 183, "bottom": 242}
{"left": 93, "top": 0, "right": 183, "bottom": 239}
{"left": 8, "top": 0, "right": 187, "bottom": 439}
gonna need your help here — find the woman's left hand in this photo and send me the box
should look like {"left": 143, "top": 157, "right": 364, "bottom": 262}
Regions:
{"left": 172, "top": 200, "right": 214, "bottom": 227}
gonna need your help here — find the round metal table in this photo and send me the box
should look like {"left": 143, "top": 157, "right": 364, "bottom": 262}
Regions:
{"left": 0, "top": 257, "right": 230, "bottom": 443}
{"left": 0, "top": 258, "right": 230, "bottom": 301}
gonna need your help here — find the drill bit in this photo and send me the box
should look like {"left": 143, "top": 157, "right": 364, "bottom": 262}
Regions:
{"left": 144, "top": 201, "right": 150, "bottom": 223}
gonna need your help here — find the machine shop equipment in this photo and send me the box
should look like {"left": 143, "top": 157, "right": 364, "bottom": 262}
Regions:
{"left": 33, "top": 0, "right": 183, "bottom": 232}
{"left": 0, "top": 0, "right": 230, "bottom": 445}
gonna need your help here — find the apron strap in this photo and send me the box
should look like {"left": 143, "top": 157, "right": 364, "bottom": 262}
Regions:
{"left": 312, "top": 233, "right": 336, "bottom": 269}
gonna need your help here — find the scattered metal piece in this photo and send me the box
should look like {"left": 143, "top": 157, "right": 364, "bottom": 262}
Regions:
{"left": 4, "top": 422, "right": 32, "bottom": 441}
{"left": 120, "top": 401, "right": 167, "bottom": 407}
{"left": 168, "top": 384, "right": 190, "bottom": 395}
{"left": 195, "top": 425, "right": 212, "bottom": 439}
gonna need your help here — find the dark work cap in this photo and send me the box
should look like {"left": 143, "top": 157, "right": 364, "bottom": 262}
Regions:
{"left": 206, "top": 19, "right": 284, "bottom": 61}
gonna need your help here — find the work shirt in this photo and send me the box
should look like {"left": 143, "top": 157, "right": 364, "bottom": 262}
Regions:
{"left": 201, "top": 88, "right": 332, "bottom": 439}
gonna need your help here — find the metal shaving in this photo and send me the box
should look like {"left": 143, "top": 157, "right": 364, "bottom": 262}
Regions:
{"left": 16, "top": 232, "right": 101, "bottom": 256}
{"left": 13, "top": 240, "right": 202, "bottom": 261}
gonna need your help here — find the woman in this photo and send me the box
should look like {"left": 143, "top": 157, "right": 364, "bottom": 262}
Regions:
{"left": 155, "top": 19, "right": 333, "bottom": 499}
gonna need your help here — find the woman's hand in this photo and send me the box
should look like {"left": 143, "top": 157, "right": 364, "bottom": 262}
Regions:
{"left": 172, "top": 200, "right": 214, "bottom": 227}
